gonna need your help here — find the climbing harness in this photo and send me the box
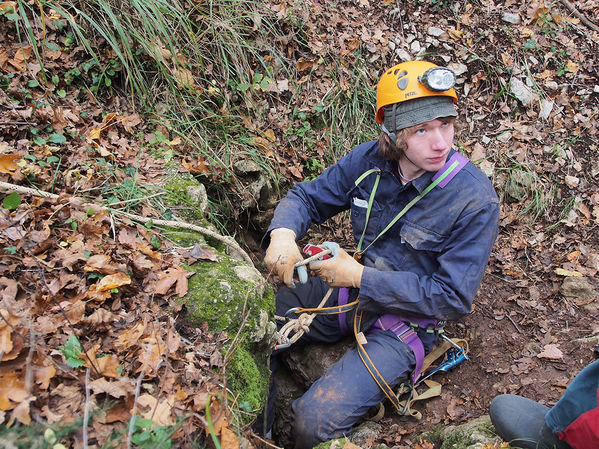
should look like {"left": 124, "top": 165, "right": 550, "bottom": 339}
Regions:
{"left": 272, "top": 152, "right": 471, "bottom": 417}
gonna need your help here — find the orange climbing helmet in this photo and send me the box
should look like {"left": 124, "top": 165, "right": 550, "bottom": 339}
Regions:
{"left": 375, "top": 60, "right": 458, "bottom": 125}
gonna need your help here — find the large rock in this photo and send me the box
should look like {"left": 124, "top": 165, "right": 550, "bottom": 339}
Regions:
{"left": 560, "top": 276, "right": 599, "bottom": 314}
{"left": 316, "top": 414, "right": 503, "bottom": 449}
{"left": 163, "top": 173, "right": 277, "bottom": 423}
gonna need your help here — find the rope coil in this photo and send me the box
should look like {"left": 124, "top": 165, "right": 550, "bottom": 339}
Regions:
{"left": 274, "top": 249, "right": 333, "bottom": 347}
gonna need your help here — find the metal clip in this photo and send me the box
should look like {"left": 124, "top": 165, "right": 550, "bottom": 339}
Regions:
{"left": 284, "top": 307, "right": 300, "bottom": 318}
{"left": 274, "top": 338, "right": 291, "bottom": 352}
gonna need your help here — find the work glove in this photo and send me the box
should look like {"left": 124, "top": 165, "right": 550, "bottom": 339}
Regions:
{"left": 264, "top": 228, "right": 307, "bottom": 288}
{"left": 309, "top": 242, "right": 364, "bottom": 288}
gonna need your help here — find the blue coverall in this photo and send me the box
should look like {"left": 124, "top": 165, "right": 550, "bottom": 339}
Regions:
{"left": 264, "top": 140, "right": 500, "bottom": 448}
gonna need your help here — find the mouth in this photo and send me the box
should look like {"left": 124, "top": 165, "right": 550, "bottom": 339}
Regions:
{"left": 428, "top": 155, "right": 447, "bottom": 164}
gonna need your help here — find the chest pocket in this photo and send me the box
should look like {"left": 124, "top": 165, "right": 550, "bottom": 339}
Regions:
{"left": 400, "top": 222, "right": 448, "bottom": 253}
{"left": 351, "top": 196, "right": 383, "bottom": 247}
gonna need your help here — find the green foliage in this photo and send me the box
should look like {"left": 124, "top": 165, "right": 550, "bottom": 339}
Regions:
{"left": 129, "top": 417, "right": 173, "bottom": 449}
{"left": 2, "top": 192, "right": 21, "bottom": 210}
{"left": 60, "top": 335, "right": 85, "bottom": 369}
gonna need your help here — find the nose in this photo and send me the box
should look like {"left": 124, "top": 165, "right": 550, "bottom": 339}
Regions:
{"left": 430, "top": 128, "right": 449, "bottom": 151}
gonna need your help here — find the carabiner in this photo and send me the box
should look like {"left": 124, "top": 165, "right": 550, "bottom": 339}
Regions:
{"left": 274, "top": 338, "right": 292, "bottom": 352}
{"left": 285, "top": 307, "right": 300, "bottom": 318}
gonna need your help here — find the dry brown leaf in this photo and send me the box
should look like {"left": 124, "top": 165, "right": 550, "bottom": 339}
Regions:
{"left": 0, "top": 154, "right": 20, "bottom": 174}
{"left": 118, "top": 228, "right": 139, "bottom": 247}
{"left": 34, "top": 365, "right": 56, "bottom": 389}
{"left": 137, "top": 394, "right": 175, "bottom": 426}
{"left": 192, "top": 392, "right": 210, "bottom": 411}
{"left": 0, "top": 277, "right": 18, "bottom": 302}
{"left": 537, "top": 344, "right": 563, "bottom": 360}
{"left": 0, "top": 372, "right": 28, "bottom": 411}
{"left": 133, "top": 254, "right": 156, "bottom": 271}
{"left": 95, "top": 272, "right": 131, "bottom": 292}
{"left": 105, "top": 401, "right": 132, "bottom": 423}
{"left": 137, "top": 331, "right": 166, "bottom": 375}
{"left": 83, "top": 308, "right": 115, "bottom": 327}
{"left": 64, "top": 299, "right": 86, "bottom": 323}
{"left": 187, "top": 244, "right": 218, "bottom": 262}
{"left": 96, "top": 354, "right": 120, "bottom": 378}
{"left": 554, "top": 268, "right": 583, "bottom": 277}
{"left": 84, "top": 254, "right": 117, "bottom": 274}
{"left": 115, "top": 321, "right": 147, "bottom": 351}
{"left": 87, "top": 112, "right": 122, "bottom": 142}
{"left": 41, "top": 405, "right": 63, "bottom": 424}
{"left": 153, "top": 267, "right": 192, "bottom": 297}
{"left": 297, "top": 57, "right": 318, "bottom": 72}
{"left": 9, "top": 398, "right": 31, "bottom": 425}
{"left": 136, "top": 242, "right": 162, "bottom": 261}
{"left": 221, "top": 426, "right": 240, "bottom": 449}
{"left": 86, "top": 285, "right": 112, "bottom": 303}
{"left": 181, "top": 157, "right": 211, "bottom": 175}
{"left": 89, "top": 378, "right": 131, "bottom": 398}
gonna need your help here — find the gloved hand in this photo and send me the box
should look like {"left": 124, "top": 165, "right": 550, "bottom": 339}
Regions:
{"left": 309, "top": 242, "right": 364, "bottom": 288}
{"left": 264, "top": 228, "right": 307, "bottom": 288}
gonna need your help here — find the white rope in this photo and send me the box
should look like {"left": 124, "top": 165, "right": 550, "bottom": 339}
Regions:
{"left": 274, "top": 248, "right": 333, "bottom": 347}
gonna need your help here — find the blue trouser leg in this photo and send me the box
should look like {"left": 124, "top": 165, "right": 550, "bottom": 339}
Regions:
{"left": 275, "top": 277, "right": 345, "bottom": 345}
{"left": 254, "top": 278, "right": 345, "bottom": 436}
{"left": 292, "top": 329, "right": 416, "bottom": 449}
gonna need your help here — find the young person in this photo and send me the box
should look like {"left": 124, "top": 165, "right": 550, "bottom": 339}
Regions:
{"left": 262, "top": 60, "right": 500, "bottom": 448}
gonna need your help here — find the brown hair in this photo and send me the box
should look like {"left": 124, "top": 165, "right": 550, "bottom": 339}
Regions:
{"left": 377, "top": 127, "right": 411, "bottom": 161}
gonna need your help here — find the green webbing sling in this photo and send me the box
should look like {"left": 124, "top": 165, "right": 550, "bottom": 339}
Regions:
{"left": 354, "top": 159, "right": 461, "bottom": 260}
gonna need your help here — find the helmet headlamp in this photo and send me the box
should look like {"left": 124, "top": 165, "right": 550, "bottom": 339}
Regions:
{"left": 420, "top": 67, "right": 456, "bottom": 92}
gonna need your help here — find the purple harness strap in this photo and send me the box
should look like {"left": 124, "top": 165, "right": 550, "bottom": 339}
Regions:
{"left": 339, "top": 153, "right": 467, "bottom": 382}
{"left": 432, "top": 151, "right": 469, "bottom": 188}
{"left": 338, "top": 287, "right": 350, "bottom": 336}
{"left": 367, "top": 314, "right": 441, "bottom": 382}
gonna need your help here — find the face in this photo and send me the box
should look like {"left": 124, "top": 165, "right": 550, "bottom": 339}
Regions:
{"left": 399, "top": 117, "right": 455, "bottom": 180}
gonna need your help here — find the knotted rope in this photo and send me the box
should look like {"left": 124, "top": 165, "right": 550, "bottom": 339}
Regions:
{"left": 274, "top": 249, "right": 333, "bottom": 348}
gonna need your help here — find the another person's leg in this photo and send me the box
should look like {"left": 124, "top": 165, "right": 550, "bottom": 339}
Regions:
{"left": 545, "top": 360, "right": 599, "bottom": 449}
{"left": 490, "top": 359, "right": 599, "bottom": 449}
{"left": 490, "top": 394, "right": 570, "bottom": 449}
{"left": 292, "top": 330, "right": 415, "bottom": 449}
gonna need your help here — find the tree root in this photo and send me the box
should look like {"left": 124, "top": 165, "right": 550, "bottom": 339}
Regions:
{"left": 0, "top": 181, "right": 254, "bottom": 265}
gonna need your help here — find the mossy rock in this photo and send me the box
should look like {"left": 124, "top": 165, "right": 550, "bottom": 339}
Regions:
{"left": 162, "top": 171, "right": 211, "bottom": 224}
{"left": 424, "top": 415, "right": 502, "bottom": 449}
{"left": 163, "top": 228, "right": 276, "bottom": 423}
{"left": 160, "top": 173, "right": 277, "bottom": 425}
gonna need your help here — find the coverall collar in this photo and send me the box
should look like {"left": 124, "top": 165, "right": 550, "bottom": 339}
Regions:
{"left": 409, "top": 148, "right": 457, "bottom": 194}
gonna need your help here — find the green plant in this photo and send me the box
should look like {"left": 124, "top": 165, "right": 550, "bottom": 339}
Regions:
{"left": 497, "top": 158, "right": 557, "bottom": 224}
{"left": 129, "top": 417, "right": 174, "bottom": 449}
{"left": 2, "top": 192, "right": 22, "bottom": 211}
{"left": 60, "top": 335, "right": 85, "bottom": 369}
{"left": 304, "top": 157, "right": 325, "bottom": 180}
{"left": 308, "top": 51, "right": 378, "bottom": 162}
